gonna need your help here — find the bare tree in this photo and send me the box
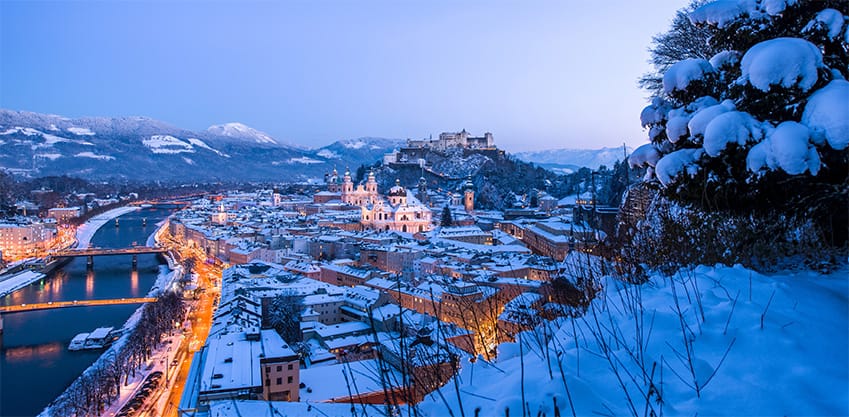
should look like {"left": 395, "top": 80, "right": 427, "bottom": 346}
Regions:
{"left": 638, "top": 0, "right": 719, "bottom": 97}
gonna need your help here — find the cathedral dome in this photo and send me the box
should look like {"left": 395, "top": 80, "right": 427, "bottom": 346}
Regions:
{"left": 388, "top": 179, "right": 407, "bottom": 197}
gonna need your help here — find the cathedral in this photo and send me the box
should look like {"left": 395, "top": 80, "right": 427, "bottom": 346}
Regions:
{"left": 327, "top": 168, "right": 380, "bottom": 206}
{"left": 325, "top": 169, "right": 432, "bottom": 233}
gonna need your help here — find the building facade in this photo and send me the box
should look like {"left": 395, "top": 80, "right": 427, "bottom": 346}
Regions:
{"left": 360, "top": 180, "right": 432, "bottom": 233}
{"left": 0, "top": 220, "right": 56, "bottom": 260}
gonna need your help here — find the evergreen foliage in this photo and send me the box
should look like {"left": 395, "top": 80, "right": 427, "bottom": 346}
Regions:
{"left": 264, "top": 293, "right": 303, "bottom": 344}
{"left": 632, "top": 0, "right": 849, "bottom": 247}
{"left": 441, "top": 206, "right": 453, "bottom": 226}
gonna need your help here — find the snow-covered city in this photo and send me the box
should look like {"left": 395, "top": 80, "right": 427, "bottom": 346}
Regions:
{"left": 1, "top": 0, "right": 847, "bottom": 416}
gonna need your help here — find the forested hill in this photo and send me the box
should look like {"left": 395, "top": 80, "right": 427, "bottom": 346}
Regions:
{"left": 364, "top": 146, "right": 638, "bottom": 210}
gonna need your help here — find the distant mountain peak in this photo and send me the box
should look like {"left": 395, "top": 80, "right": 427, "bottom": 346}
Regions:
{"left": 206, "top": 122, "right": 279, "bottom": 145}
{"left": 514, "top": 146, "right": 633, "bottom": 172}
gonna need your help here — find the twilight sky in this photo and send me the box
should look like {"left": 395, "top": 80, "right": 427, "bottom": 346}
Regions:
{"left": 1, "top": 0, "right": 688, "bottom": 152}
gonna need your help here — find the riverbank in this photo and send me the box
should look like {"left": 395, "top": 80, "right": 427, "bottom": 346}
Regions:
{"left": 0, "top": 206, "right": 140, "bottom": 299}
{"left": 0, "top": 270, "right": 46, "bottom": 298}
{"left": 39, "top": 215, "right": 183, "bottom": 417}
{"left": 75, "top": 206, "right": 141, "bottom": 249}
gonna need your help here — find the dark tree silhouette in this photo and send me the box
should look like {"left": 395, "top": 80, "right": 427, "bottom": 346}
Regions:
{"left": 440, "top": 206, "right": 453, "bottom": 227}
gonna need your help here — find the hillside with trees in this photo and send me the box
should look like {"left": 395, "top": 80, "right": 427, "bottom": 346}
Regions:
{"left": 416, "top": 2, "right": 849, "bottom": 416}
{"left": 366, "top": 147, "right": 640, "bottom": 211}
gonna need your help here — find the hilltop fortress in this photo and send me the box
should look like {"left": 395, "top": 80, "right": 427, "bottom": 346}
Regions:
{"left": 406, "top": 129, "right": 495, "bottom": 151}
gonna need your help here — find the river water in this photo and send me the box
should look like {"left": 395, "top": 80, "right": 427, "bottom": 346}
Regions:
{"left": 0, "top": 207, "right": 174, "bottom": 417}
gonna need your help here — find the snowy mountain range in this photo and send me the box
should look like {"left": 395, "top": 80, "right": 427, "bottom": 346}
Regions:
{"left": 0, "top": 109, "right": 402, "bottom": 182}
{"left": 514, "top": 146, "right": 633, "bottom": 174}
{"left": 205, "top": 122, "right": 302, "bottom": 148}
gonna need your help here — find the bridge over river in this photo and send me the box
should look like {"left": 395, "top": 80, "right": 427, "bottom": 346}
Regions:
{"left": 0, "top": 204, "right": 176, "bottom": 417}
{"left": 0, "top": 297, "right": 158, "bottom": 334}
{"left": 49, "top": 246, "right": 169, "bottom": 268}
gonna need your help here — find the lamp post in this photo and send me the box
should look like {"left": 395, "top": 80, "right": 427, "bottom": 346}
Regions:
{"left": 590, "top": 171, "right": 598, "bottom": 232}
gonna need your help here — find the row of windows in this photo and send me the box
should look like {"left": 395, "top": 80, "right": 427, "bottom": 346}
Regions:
{"left": 266, "top": 363, "right": 295, "bottom": 373}
{"left": 266, "top": 376, "right": 294, "bottom": 386}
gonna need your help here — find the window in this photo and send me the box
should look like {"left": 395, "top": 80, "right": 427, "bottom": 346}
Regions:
{"left": 287, "top": 376, "right": 293, "bottom": 384}
{"left": 276, "top": 377, "right": 283, "bottom": 385}
{"left": 276, "top": 365, "right": 282, "bottom": 372}
{"left": 288, "top": 364, "right": 294, "bottom": 370}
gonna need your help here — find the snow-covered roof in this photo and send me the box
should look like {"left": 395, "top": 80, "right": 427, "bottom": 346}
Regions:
{"left": 200, "top": 332, "right": 263, "bottom": 395}
{"left": 313, "top": 321, "right": 372, "bottom": 340}
{"left": 299, "top": 359, "right": 404, "bottom": 402}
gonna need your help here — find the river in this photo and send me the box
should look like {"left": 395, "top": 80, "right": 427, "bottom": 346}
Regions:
{"left": 0, "top": 207, "right": 175, "bottom": 417}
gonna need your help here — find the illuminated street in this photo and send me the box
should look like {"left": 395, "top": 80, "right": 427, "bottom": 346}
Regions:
{"left": 157, "top": 234, "right": 221, "bottom": 417}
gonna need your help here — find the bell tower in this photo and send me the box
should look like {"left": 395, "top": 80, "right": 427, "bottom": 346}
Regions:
{"left": 417, "top": 176, "right": 428, "bottom": 205}
{"left": 272, "top": 187, "right": 282, "bottom": 206}
{"left": 463, "top": 177, "right": 474, "bottom": 212}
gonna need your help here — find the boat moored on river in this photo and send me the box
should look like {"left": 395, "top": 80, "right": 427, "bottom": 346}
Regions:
{"left": 68, "top": 333, "right": 89, "bottom": 351}
{"left": 68, "top": 327, "right": 117, "bottom": 351}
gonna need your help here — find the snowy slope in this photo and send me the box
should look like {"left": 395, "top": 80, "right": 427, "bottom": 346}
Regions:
{"left": 206, "top": 122, "right": 283, "bottom": 146}
{"left": 418, "top": 263, "right": 849, "bottom": 416}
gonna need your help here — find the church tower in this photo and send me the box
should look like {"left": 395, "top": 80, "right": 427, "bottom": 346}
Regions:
{"left": 366, "top": 170, "right": 378, "bottom": 200}
{"left": 342, "top": 168, "right": 354, "bottom": 204}
{"left": 463, "top": 177, "right": 475, "bottom": 212}
{"left": 272, "top": 187, "right": 282, "bottom": 206}
{"left": 212, "top": 203, "right": 227, "bottom": 225}
{"left": 417, "top": 176, "right": 428, "bottom": 206}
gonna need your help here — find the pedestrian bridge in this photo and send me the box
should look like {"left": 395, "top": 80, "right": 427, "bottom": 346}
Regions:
{"left": 0, "top": 297, "right": 157, "bottom": 334}
{"left": 50, "top": 247, "right": 168, "bottom": 258}
{"left": 0, "top": 297, "right": 157, "bottom": 314}
{"left": 48, "top": 246, "right": 169, "bottom": 269}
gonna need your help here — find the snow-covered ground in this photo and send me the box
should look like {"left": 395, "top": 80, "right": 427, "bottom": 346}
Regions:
{"left": 74, "top": 151, "right": 115, "bottom": 161}
{"left": 146, "top": 217, "right": 170, "bottom": 247}
{"left": 74, "top": 206, "right": 140, "bottom": 248}
{"left": 418, "top": 263, "right": 849, "bottom": 416}
{"left": 0, "top": 270, "right": 46, "bottom": 297}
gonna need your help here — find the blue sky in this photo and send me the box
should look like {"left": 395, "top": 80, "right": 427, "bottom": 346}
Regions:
{"left": 1, "top": 0, "right": 688, "bottom": 152}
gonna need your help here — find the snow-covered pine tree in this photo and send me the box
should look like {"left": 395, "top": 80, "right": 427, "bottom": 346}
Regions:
{"left": 630, "top": 0, "right": 849, "bottom": 245}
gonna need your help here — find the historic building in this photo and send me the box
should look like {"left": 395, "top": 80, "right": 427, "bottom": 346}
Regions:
{"left": 360, "top": 180, "right": 432, "bottom": 233}
{"left": 463, "top": 177, "right": 475, "bottom": 212}
{"left": 406, "top": 130, "right": 495, "bottom": 150}
{"left": 323, "top": 169, "right": 433, "bottom": 233}
{"left": 326, "top": 169, "right": 380, "bottom": 206}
